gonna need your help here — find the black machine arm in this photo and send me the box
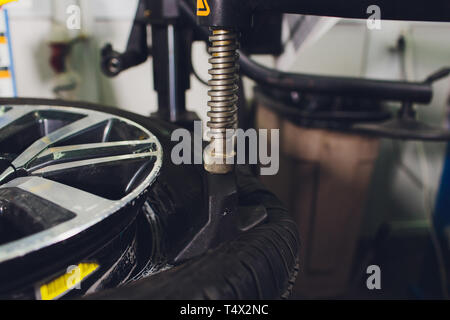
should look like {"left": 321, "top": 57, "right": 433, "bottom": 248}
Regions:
{"left": 179, "top": 0, "right": 439, "bottom": 104}
{"left": 101, "top": 0, "right": 150, "bottom": 77}
{"left": 101, "top": 0, "right": 450, "bottom": 118}
{"left": 101, "top": 0, "right": 195, "bottom": 124}
{"left": 198, "top": 0, "right": 450, "bottom": 27}
{"left": 239, "top": 54, "right": 433, "bottom": 103}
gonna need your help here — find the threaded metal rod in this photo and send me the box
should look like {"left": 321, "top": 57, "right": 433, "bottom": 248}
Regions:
{"left": 204, "top": 29, "right": 239, "bottom": 174}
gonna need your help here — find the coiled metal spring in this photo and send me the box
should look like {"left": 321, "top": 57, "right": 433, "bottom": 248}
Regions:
{"left": 205, "top": 29, "right": 239, "bottom": 174}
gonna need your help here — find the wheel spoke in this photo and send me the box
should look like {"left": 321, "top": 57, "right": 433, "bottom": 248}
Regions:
{"left": 26, "top": 140, "right": 157, "bottom": 171}
{"left": 13, "top": 113, "right": 111, "bottom": 168}
{"left": 0, "top": 106, "right": 33, "bottom": 130}
{"left": 0, "top": 176, "right": 115, "bottom": 263}
{"left": 2, "top": 176, "right": 113, "bottom": 215}
{"left": 31, "top": 152, "right": 156, "bottom": 176}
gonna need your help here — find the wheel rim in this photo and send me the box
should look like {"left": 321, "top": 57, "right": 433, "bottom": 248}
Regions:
{"left": 0, "top": 104, "right": 162, "bottom": 264}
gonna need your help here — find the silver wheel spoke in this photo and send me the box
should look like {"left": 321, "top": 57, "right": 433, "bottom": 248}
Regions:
{"left": 31, "top": 152, "right": 157, "bottom": 176}
{"left": 0, "top": 106, "right": 33, "bottom": 130}
{"left": 26, "top": 140, "right": 157, "bottom": 171}
{"left": 0, "top": 176, "right": 115, "bottom": 263}
{"left": 2, "top": 176, "right": 112, "bottom": 216}
{"left": 13, "top": 113, "right": 111, "bottom": 168}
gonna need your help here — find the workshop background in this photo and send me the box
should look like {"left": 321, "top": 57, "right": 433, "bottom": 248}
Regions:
{"left": 4, "top": 0, "right": 450, "bottom": 298}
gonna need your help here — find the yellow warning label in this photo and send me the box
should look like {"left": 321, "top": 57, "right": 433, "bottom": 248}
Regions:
{"left": 0, "top": 70, "right": 10, "bottom": 78}
{"left": 197, "top": 0, "right": 210, "bottom": 16}
{"left": 0, "top": 0, "right": 18, "bottom": 6}
{"left": 38, "top": 262, "right": 99, "bottom": 300}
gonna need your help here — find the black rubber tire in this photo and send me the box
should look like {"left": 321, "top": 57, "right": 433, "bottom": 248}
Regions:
{"left": 0, "top": 97, "right": 300, "bottom": 300}
{"left": 91, "top": 165, "right": 300, "bottom": 300}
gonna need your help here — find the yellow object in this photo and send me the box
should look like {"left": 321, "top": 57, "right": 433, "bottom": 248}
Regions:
{"left": 0, "top": 70, "right": 10, "bottom": 78}
{"left": 0, "top": 0, "right": 17, "bottom": 6}
{"left": 38, "top": 262, "right": 99, "bottom": 300}
{"left": 197, "top": 0, "right": 210, "bottom": 16}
